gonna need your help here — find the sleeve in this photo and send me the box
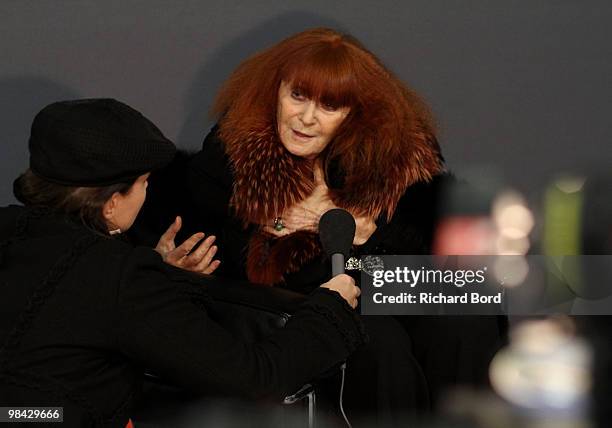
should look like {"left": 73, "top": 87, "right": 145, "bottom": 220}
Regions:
{"left": 185, "top": 126, "right": 250, "bottom": 279}
{"left": 186, "top": 126, "right": 233, "bottom": 232}
{"left": 115, "top": 247, "right": 366, "bottom": 400}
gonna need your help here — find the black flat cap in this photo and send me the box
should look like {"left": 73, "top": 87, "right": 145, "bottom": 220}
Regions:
{"left": 29, "top": 98, "right": 176, "bottom": 186}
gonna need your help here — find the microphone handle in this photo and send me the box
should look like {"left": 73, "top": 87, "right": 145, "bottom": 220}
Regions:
{"left": 331, "top": 253, "right": 345, "bottom": 277}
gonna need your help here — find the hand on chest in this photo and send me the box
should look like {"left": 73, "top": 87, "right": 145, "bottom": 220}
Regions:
{"left": 263, "top": 162, "right": 376, "bottom": 245}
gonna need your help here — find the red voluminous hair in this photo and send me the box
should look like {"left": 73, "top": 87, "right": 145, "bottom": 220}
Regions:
{"left": 213, "top": 28, "right": 443, "bottom": 222}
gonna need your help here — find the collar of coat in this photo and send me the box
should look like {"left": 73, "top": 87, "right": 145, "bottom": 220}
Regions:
{"left": 222, "top": 121, "right": 444, "bottom": 285}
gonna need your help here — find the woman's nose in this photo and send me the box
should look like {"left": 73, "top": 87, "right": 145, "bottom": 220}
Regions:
{"left": 299, "top": 102, "right": 317, "bottom": 125}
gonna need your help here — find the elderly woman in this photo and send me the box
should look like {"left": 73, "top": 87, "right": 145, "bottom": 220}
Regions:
{"left": 138, "top": 28, "right": 503, "bottom": 422}
{"left": 0, "top": 98, "right": 364, "bottom": 427}
{"left": 186, "top": 29, "right": 445, "bottom": 287}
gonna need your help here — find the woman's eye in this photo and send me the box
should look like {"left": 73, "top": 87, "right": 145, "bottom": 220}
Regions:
{"left": 291, "top": 90, "right": 305, "bottom": 100}
{"left": 321, "top": 103, "right": 338, "bottom": 112}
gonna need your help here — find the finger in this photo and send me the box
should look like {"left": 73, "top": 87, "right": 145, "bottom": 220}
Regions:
{"left": 349, "top": 296, "right": 357, "bottom": 309}
{"left": 161, "top": 216, "right": 182, "bottom": 240}
{"left": 201, "top": 245, "right": 218, "bottom": 268}
{"left": 157, "top": 216, "right": 182, "bottom": 250}
{"left": 173, "top": 216, "right": 182, "bottom": 232}
{"left": 339, "top": 273, "right": 354, "bottom": 285}
{"left": 193, "top": 244, "right": 218, "bottom": 273}
{"left": 185, "top": 235, "right": 215, "bottom": 266}
{"left": 202, "top": 259, "right": 221, "bottom": 275}
{"left": 167, "top": 232, "right": 205, "bottom": 263}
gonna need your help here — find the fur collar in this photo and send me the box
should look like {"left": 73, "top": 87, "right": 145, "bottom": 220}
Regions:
{"left": 224, "top": 122, "right": 314, "bottom": 226}
{"left": 223, "top": 122, "right": 444, "bottom": 285}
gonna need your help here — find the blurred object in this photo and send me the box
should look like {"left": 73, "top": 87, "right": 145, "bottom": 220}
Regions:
{"left": 440, "top": 317, "right": 592, "bottom": 428}
{"left": 542, "top": 176, "right": 585, "bottom": 300}
{"left": 433, "top": 179, "right": 533, "bottom": 258}
{"left": 493, "top": 191, "right": 534, "bottom": 240}
{"left": 541, "top": 173, "right": 612, "bottom": 254}
{"left": 489, "top": 318, "right": 592, "bottom": 413}
{"left": 543, "top": 176, "right": 585, "bottom": 256}
{"left": 433, "top": 178, "right": 498, "bottom": 255}
{"left": 581, "top": 176, "right": 612, "bottom": 255}
{"left": 492, "top": 190, "right": 534, "bottom": 254}
{"left": 433, "top": 216, "right": 497, "bottom": 255}
{"left": 541, "top": 174, "right": 612, "bottom": 281}
{"left": 441, "top": 386, "right": 591, "bottom": 428}
{"left": 569, "top": 175, "right": 612, "bottom": 428}
{"left": 537, "top": 175, "right": 612, "bottom": 308}
{"left": 492, "top": 256, "right": 530, "bottom": 288}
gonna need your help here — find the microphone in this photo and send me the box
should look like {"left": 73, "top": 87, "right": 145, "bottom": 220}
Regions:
{"left": 319, "top": 208, "right": 356, "bottom": 277}
{"left": 319, "top": 209, "right": 356, "bottom": 427}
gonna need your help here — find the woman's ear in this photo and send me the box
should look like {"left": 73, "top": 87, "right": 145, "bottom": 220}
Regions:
{"left": 102, "top": 192, "right": 120, "bottom": 222}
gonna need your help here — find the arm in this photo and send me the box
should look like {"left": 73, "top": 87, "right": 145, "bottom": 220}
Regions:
{"left": 185, "top": 128, "right": 252, "bottom": 278}
{"left": 186, "top": 126, "right": 234, "bottom": 235}
{"left": 116, "top": 247, "right": 365, "bottom": 400}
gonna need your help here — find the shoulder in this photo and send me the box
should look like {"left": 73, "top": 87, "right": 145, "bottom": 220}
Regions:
{"left": 398, "top": 172, "right": 455, "bottom": 212}
{"left": 188, "top": 125, "right": 232, "bottom": 187}
{"left": 368, "top": 173, "right": 455, "bottom": 254}
{"left": 87, "top": 235, "right": 134, "bottom": 260}
{"left": 0, "top": 205, "right": 24, "bottom": 239}
{"left": 400, "top": 172, "right": 455, "bottom": 225}
{"left": 183, "top": 125, "right": 235, "bottom": 226}
{"left": 71, "top": 236, "right": 139, "bottom": 286}
{"left": 88, "top": 238, "right": 167, "bottom": 273}
{"left": 84, "top": 241, "right": 169, "bottom": 293}
{"left": 0, "top": 204, "right": 23, "bottom": 218}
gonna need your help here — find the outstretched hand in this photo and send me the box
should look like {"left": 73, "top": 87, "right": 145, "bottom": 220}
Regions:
{"left": 155, "top": 216, "right": 220, "bottom": 274}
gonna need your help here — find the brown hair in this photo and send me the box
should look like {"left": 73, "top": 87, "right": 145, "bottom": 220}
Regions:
{"left": 213, "top": 28, "right": 443, "bottom": 220}
{"left": 13, "top": 169, "right": 134, "bottom": 234}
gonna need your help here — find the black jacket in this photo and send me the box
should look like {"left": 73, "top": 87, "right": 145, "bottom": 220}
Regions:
{"left": 0, "top": 205, "right": 366, "bottom": 427}
{"left": 135, "top": 127, "right": 450, "bottom": 293}
{"left": 133, "top": 128, "right": 507, "bottom": 415}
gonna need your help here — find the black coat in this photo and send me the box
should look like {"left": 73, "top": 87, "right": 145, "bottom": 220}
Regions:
{"left": 0, "top": 205, "right": 366, "bottom": 427}
{"left": 136, "top": 126, "right": 450, "bottom": 293}
{"left": 133, "top": 127, "right": 506, "bottom": 420}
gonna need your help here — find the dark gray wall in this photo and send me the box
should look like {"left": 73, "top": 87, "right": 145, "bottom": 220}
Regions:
{"left": 2, "top": 1, "right": 611, "bottom": 205}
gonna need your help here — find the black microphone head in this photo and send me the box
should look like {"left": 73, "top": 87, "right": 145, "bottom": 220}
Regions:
{"left": 319, "top": 208, "right": 356, "bottom": 258}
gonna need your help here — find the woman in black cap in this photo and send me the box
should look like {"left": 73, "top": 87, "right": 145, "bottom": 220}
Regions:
{"left": 0, "top": 98, "right": 364, "bottom": 427}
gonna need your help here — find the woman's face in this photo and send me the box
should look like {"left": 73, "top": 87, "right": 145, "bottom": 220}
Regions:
{"left": 276, "top": 81, "right": 350, "bottom": 160}
{"left": 103, "top": 173, "right": 149, "bottom": 232}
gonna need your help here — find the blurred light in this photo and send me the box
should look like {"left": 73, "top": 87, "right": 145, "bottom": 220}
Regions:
{"left": 493, "top": 256, "right": 529, "bottom": 287}
{"left": 489, "top": 319, "right": 592, "bottom": 412}
{"left": 493, "top": 191, "right": 535, "bottom": 240}
{"left": 433, "top": 216, "right": 497, "bottom": 255}
{"left": 497, "top": 205, "right": 534, "bottom": 239}
{"left": 555, "top": 176, "right": 586, "bottom": 194}
{"left": 495, "top": 235, "right": 530, "bottom": 255}
{"left": 511, "top": 318, "right": 569, "bottom": 353}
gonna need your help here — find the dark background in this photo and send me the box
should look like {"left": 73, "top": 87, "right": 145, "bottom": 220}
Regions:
{"left": 2, "top": 1, "right": 611, "bottom": 206}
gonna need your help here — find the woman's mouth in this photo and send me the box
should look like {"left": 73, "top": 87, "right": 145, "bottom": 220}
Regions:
{"left": 292, "top": 129, "right": 314, "bottom": 140}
